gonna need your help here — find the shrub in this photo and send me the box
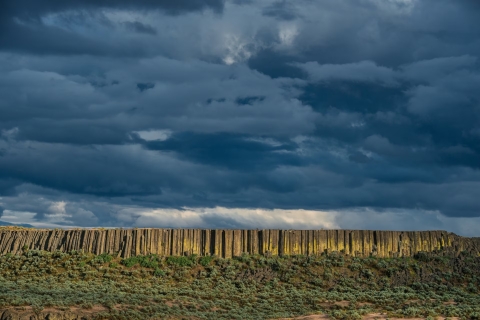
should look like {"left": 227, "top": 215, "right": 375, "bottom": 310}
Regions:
{"left": 349, "top": 263, "right": 362, "bottom": 271}
{"left": 140, "top": 259, "right": 159, "bottom": 269}
{"left": 199, "top": 256, "right": 213, "bottom": 267}
{"left": 414, "top": 252, "right": 431, "bottom": 262}
{"left": 154, "top": 268, "right": 166, "bottom": 277}
{"left": 121, "top": 255, "right": 159, "bottom": 268}
{"left": 94, "top": 253, "right": 114, "bottom": 264}
{"left": 166, "top": 256, "right": 195, "bottom": 267}
{"left": 122, "top": 257, "right": 140, "bottom": 268}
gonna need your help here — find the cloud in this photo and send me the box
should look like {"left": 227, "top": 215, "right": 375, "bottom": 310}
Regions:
{"left": 262, "top": 1, "right": 300, "bottom": 21}
{"left": 0, "top": 0, "right": 224, "bottom": 18}
{"left": 140, "top": 132, "right": 303, "bottom": 171}
{"left": 296, "top": 56, "right": 480, "bottom": 166}
{"left": 4, "top": 196, "right": 480, "bottom": 236}
{"left": 134, "top": 207, "right": 339, "bottom": 229}
{"left": 123, "top": 21, "right": 157, "bottom": 35}
{"left": 401, "top": 55, "right": 477, "bottom": 82}
{"left": 0, "top": 55, "right": 316, "bottom": 142}
{"left": 0, "top": 0, "right": 224, "bottom": 56}
{"left": 293, "top": 61, "right": 398, "bottom": 86}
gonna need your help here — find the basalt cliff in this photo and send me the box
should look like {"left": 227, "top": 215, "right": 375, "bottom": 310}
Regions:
{"left": 0, "top": 228, "right": 479, "bottom": 258}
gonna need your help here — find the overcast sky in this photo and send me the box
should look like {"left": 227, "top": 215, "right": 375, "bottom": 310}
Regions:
{"left": 1, "top": 0, "right": 480, "bottom": 235}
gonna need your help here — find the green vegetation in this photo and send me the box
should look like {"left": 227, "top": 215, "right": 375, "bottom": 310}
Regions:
{"left": 0, "top": 250, "right": 479, "bottom": 319}
{"left": 121, "top": 254, "right": 159, "bottom": 268}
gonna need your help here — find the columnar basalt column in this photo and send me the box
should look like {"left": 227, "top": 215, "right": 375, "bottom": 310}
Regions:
{"left": 0, "top": 228, "right": 478, "bottom": 258}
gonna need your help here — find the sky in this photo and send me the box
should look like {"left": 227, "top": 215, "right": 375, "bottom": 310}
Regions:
{"left": 1, "top": 0, "right": 480, "bottom": 235}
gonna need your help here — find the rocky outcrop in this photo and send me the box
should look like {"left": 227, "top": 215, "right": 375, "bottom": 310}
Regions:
{"left": 0, "top": 228, "right": 479, "bottom": 258}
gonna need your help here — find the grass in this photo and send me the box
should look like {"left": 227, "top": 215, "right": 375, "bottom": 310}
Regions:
{"left": 0, "top": 249, "right": 479, "bottom": 319}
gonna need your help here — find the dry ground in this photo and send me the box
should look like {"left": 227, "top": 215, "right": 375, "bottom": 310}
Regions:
{"left": 284, "top": 315, "right": 459, "bottom": 320}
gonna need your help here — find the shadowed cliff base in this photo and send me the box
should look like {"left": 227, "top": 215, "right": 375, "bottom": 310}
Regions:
{"left": 0, "top": 228, "right": 479, "bottom": 258}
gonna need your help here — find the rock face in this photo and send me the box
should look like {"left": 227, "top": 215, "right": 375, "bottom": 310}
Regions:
{"left": 0, "top": 228, "right": 479, "bottom": 258}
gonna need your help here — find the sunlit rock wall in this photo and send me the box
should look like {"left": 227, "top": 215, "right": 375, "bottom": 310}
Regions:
{"left": 0, "top": 228, "right": 479, "bottom": 258}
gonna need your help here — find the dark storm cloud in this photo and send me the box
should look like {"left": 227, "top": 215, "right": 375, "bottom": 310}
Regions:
{"left": 0, "top": 0, "right": 223, "bottom": 55}
{"left": 136, "top": 82, "right": 155, "bottom": 91}
{"left": 250, "top": 0, "right": 480, "bottom": 73}
{"left": 124, "top": 21, "right": 157, "bottom": 35}
{"left": 16, "top": 120, "right": 132, "bottom": 145}
{"left": 248, "top": 49, "right": 307, "bottom": 79}
{"left": 0, "top": 0, "right": 224, "bottom": 18}
{"left": 1, "top": 0, "right": 480, "bottom": 233}
{"left": 262, "top": 1, "right": 299, "bottom": 21}
{"left": 0, "top": 141, "right": 163, "bottom": 196}
{"left": 140, "top": 132, "right": 302, "bottom": 171}
{"left": 0, "top": 56, "right": 315, "bottom": 143}
{"left": 295, "top": 55, "right": 480, "bottom": 170}
{"left": 235, "top": 96, "right": 265, "bottom": 105}
{"left": 0, "top": 178, "right": 20, "bottom": 196}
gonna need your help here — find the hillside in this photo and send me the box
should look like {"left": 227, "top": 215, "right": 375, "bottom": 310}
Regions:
{"left": 1, "top": 249, "right": 480, "bottom": 319}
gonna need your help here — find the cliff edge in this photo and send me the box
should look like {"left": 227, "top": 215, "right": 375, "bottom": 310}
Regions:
{"left": 0, "top": 228, "right": 479, "bottom": 258}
